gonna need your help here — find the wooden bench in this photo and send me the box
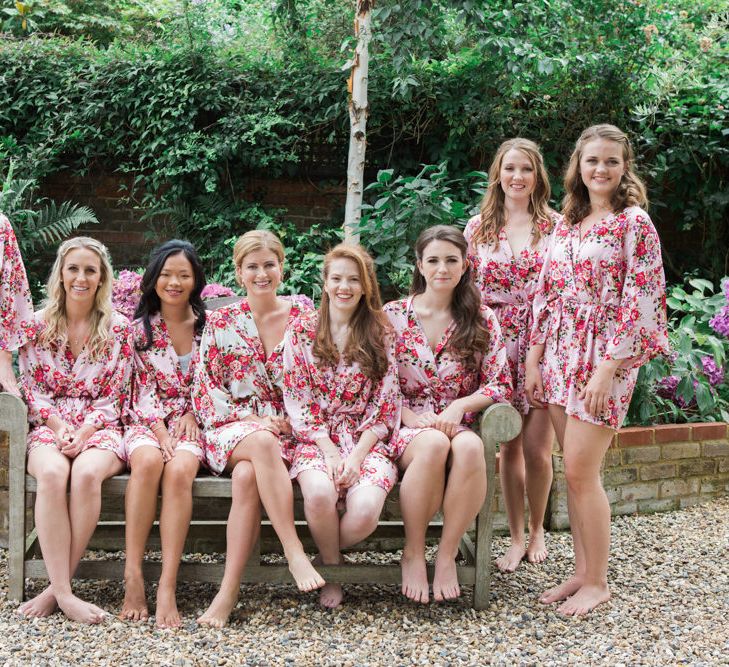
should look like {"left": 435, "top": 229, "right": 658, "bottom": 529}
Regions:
{"left": 2, "top": 392, "right": 521, "bottom": 609}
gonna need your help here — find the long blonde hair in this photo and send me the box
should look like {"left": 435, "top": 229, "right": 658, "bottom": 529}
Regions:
{"left": 40, "top": 236, "right": 114, "bottom": 360}
{"left": 314, "top": 243, "right": 390, "bottom": 382}
{"left": 562, "top": 124, "right": 648, "bottom": 225}
{"left": 472, "top": 138, "right": 552, "bottom": 248}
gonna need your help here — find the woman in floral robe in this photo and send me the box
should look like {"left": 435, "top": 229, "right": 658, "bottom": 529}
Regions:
{"left": 464, "top": 138, "right": 558, "bottom": 572}
{"left": 384, "top": 225, "right": 511, "bottom": 604}
{"left": 283, "top": 244, "right": 400, "bottom": 609}
{"left": 194, "top": 230, "right": 324, "bottom": 628}
{"left": 120, "top": 240, "right": 208, "bottom": 628}
{"left": 0, "top": 213, "right": 35, "bottom": 394}
{"left": 526, "top": 125, "right": 669, "bottom": 616}
{"left": 18, "top": 237, "right": 133, "bottom": 624}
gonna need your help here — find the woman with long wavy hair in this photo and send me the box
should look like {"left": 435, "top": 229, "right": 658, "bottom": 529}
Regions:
{"left": 464, "top": 138, "right": 559, "bottom": 572}
{"left": 526, "top": 124, "right": 669, "bottom": 615}
{"left": 0, "top": 213, "right": 35, "bottom": 394}
{"left": 283, "top": 243, "right": 401, "bottom": 608}
{"left": 384, "top": 225, "right": 512, "bottom": 603}
{"left": 17, "top": 237, "right": 133, "bottom": 624}
{"left": 120, "top": 240, "right": 208, "bottom": 628}
{"left": 193, "top": 230, "right": 324, "bottom": 628}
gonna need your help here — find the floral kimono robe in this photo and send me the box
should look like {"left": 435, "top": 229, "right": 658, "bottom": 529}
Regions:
{"left": 123, "top": 312, "right": 205, "bottom": 462}
{"left": 192, "top": 296, "right": 312, "bottom": 475}
{"left": 283, "top": 311, "right": 401, "bottom": 494}
{"left": 530, "top": 206, "right": 669, "bottom": 429}
{"left": 384, "top": 297, "right": 512, "bottom": 458}
{"left": 0, "top": 214, "right": 34, "bottom": 351}
{"left": 464, "top": 212, "right": 559, "bottom": 414}
{"left": 19, "top": 310, "right": 134, "bottom": 457}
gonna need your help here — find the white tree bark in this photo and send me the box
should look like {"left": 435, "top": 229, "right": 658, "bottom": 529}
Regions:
{"left": 343, "top": 0, "right": 373, "bottom": 242}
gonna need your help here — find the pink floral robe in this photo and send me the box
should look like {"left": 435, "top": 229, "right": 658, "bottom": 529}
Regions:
{"left": 19, "top": 310, "right": 134, "bottom": 457}
{"left": 530, "top": 206, "right": 669, "bottom": 429}
{"left": 192, "top": 297, "right": 312, "bottom": 475}
{"left": 384, "top": 297, "right": 512, "bottom": 457}
{"left": 465, "top": 212, "right": 559, "bottom": 414}
{"left": 0, "top": 213, "right": 35, "bottom": 351}
{"left": 123, "top": 313, "right": 206, "bottom": 462}
{"left": 283, "top": 311, "right": 401, "bottom": 494}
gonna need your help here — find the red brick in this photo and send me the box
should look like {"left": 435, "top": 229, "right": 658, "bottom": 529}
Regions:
{"left": 691, "top": 423, "right": 728, "bottom": 441}
{"left": 617, "top": 427, "right": 654, "bottom": 447}
{"left": 653, "top": 424, "right": 692, "bottom": 443}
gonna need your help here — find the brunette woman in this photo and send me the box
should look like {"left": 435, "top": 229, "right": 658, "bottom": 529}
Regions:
{"left": 464, "top": 138, "right": 558, "bottom": 572}
{"left": 283, "top": 244, "right": 401, "bottom": 609}
{"left": 193, "top": 230, "right": 324, "bottom": 628}
{"left": 120, "top": 240, "right": 207, "bottom": 628}
{"left": 18, "top": 237, "right": 133, "bottom": 623}
{"left": 384, "top": 225, "right": 512, "bottom": 603}
{"left": 526, "top": 124, "right": 669, "bottom": 615}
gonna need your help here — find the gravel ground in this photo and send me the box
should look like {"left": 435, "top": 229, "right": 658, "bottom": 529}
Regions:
{"left": 0, "top": 497, "right": 727, "bottom": 666}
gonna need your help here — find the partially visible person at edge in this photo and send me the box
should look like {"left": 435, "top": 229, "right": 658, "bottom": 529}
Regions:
{"left": 120, "top": 240, "right": 208, "bottom": 628}
{"left": 193, "top": 230, "right": 324, "bottom": 628}
{"left": 525, "top": 124, "right": 669, "bottom": 615}
{"left": 17, "top": 237, "right": 133, "bottom": 624}
{"left": 464, "top": 138, "right": 558, "bottom": 573}
{"left": 384, "top": 225, "right": 512, "bottom": 603}
{"left": 283, "top": 243, "right": 401, "bottom": 609}
{"left": 0, "top": 212, "right": 35, "bottom": 394}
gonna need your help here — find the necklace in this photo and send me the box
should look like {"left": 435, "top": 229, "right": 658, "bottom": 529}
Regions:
{"left": 332, "top": 326, "right": 349, "bottom": 352}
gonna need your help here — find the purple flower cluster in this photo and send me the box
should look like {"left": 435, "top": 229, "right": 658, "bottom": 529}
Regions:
{"left": 112, "top": 270, "right": 143, "bottom": 321}
{"left": 701, "top": 356, "right": 725, "bottom": 386}
{"left": 656, "top": 375, "right": 696, "bottom": 409}
{"left": 201, "top": 283, "right": 236, "bottom": 300}
{"left": 709, "top": 278, "right": 729, "bottom": 337}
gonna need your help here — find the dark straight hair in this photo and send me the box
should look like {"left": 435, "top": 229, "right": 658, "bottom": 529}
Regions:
{"left": 134, "top": 239, "right": 207, "bottom": 351}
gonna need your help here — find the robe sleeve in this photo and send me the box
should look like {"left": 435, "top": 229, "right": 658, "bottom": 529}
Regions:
{"left": 529, "top": 229, "right": 557, "bottom": 346}
{"left": 604, "top": 208, "right": 670, "bottom": 368}
{"left": 0, "top": 214, "right": 35, "bottom": 351}
{"left": 477, "top": 306, "right": 513, "bottom": 404}
{"left": 18, "top": 335, "right": 60, "bottom": 427}
{"left": 129, "top": 346, "right": 166, "bottom": 428}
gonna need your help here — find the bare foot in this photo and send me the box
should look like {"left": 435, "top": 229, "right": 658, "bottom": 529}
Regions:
{"left": 400, "top": 550, "right": 429, "bottom": 603}
{"left": 155, "top": 584, "right": 181, "bottom": 628}
{"left": 197, "top": 587, "right": 239, "bottom": 628}
{"left": 56, "top": 593, "right": 106, "bottom": 624}
{"left": 120, "top": 573, "right": 148, "bottom": 621}
{"left": 432, "top": 552, "right": 460, "bottom": 602}
{"left": 527, "top": 528, "right": 548, "bottom": 564}
{"left": 319, "top": 583, "right": 344, "bottom": 609}
{"left": 540, "top": 575, "right": 583, "bottom": 604}
{"left": 286, "top": 551, "right": 326, "bottom": 592}
{"left": 496, "top": 541, "right": 527, "bottom": 572}
{"left": 17, "top": 587, "right": 58, "bottom": 618}
{"left": 557, "top": 584, "right": 611, "bottom": 616}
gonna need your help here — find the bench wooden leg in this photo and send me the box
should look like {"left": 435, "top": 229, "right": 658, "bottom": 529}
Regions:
{"left": 473, "top": 501, "right": 493, "bottom": 610}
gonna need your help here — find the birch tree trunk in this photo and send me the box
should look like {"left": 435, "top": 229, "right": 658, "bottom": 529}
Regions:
{"left": 343, "top": 0, "right": 373, "bottom": 242}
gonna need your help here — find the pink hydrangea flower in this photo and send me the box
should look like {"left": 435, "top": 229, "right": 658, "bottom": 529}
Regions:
{"left": 112, "top": 270, "right": 143, "bottom": 321}
{"left": 201, "top": 283, "right": 236, "bottom": 300}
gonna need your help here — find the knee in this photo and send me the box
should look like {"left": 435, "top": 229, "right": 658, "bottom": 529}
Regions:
{"left": 454, "top": 436, "right": 486, "bottom": 470}
{"left": 231, "top": 462, "right": 258, "bottom": 503}
{"left": 346, "top": 497, "right": 382, "bottom": 535}
{"left": 523, "top": 444, "right": 553, "bottom": 471}
{"left": 130, "top": 447, "right": 164, "bottom": 479}
{"left": 245, "top": 431, "right": 282, "bottom": 461}
{"left": 70, "top": 464, "right": 104, "bottom": 492}
{"left": 302, "top": 483, "right": 337, "bottom": 515}
{"left": 34, "top": 462, "right": 70, "bottom": 494}
{"left": 162, "top": 459, "right": 198, "bottom": 493}
{"left": 564, "top": 460, "right": 597, "bottom": 494}
{"left": 418, "top": 433, "right": 450, "bottom": 465}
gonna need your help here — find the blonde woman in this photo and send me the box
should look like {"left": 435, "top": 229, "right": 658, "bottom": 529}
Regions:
{"left": 464, "top": 138, "right": 559, "bottom": 572}
{"left": 18, "top": 237, "right": 133, "bottom": 624}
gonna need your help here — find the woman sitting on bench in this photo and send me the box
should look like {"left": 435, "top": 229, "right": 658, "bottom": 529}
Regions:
{"left": 18, "top": 237, "right": 133, "bottom": 624}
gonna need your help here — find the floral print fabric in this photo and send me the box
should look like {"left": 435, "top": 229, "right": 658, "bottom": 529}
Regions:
{"left": 530, "top": 206, "right": 670, "bottom": 429}
{"left": 383, "top": 296, "right": 512, "bottom": 458}
{"left": 465, "top": 213, "right": 558, "bottom": 414}
{"left": 0, "top": 214, "right": 34, "bottom": 351}
{"left": 282, "top": 311, "right": 401, "bottom": 494}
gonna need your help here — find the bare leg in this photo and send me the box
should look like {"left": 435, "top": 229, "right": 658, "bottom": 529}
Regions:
{"left": 198, "top": 462, "right": 260, "bottom": 628}
{"left": 155, "top": 451, "right": 199, "bottom": 628}
{"left": 557, "top": 417, "right": 614, "bottom": 616}
{"left": 339, "top": 485, "right": 388, "bottom": 548}
{"left": 522, "top": 408, "right": 554, "bottom": 564}
{"left": 121, "top": 446, "right": 163, "bottom": 621}
{"left": 297, "top": 470, "right": 341, "bottom": 608}
{"left": 397, "top": 431, "right": 449, "bottom": 603}
{"left": 227, "top": 432, "right": 324, "bottom": 592}
{"left": 496, "top": 433, "right": 527, "bottom": 572}
{"left": 433, "top": 431, "right": 487, "bottom": 602}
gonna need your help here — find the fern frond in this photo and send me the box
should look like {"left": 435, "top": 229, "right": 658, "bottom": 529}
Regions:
{"left": 31, "top": 202, "right": 99, "bottom": 247}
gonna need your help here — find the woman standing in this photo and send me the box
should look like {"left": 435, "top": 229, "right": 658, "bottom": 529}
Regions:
{"left": 526, "top": 124, "right": 669, "bottom": 615}
{"left": 0, "top": 213, "right": 35, "bottom": 394}
{"left": 18, "top": 237, "right": 133, "bottom": 623}
{"left": 283, "top": 244, "right": 401, "bottom": 609}
{"left": 194, "top": 230, "right": 324, "bottom": 628}
{"left": 464, "top": 138, "right": 557, "bottom": 572}
{"left": 120, "top": 240, "right": 208, "bottom": 628}
{"left": 385, "top": 226, "right": 511, "bottom": 603}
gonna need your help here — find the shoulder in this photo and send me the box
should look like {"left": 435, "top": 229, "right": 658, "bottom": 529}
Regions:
{"left": 0, "top": 212, "right": 11, "bottom": 234}
{"left": 110, "top": 311, "right": 133, "bottom": 336}
{"left": 290, "top": 310, "right": 318, "bottom": 343}
{"left": 478, "top": 303, "right": 501, "bottom": 330}
{"left": 539, "top": 210, "right": 562, "bottom": 235}
{"left": 464, "top": 214, "right": 482, "bottom": 241}
{"left": 206, "top": 300, "right": 246, "bottom": 328}
{"left": 285, "top": 293, "right": 315, "bottom": 314}
{"left": 383, "top": 298, "right": 407, "bottom": 316}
